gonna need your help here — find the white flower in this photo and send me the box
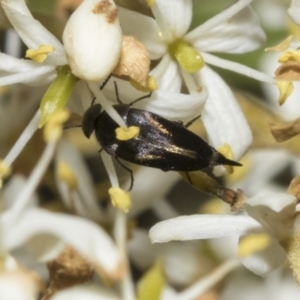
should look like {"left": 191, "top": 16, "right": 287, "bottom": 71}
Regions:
{"left": 63, "top": 0, "right": 122, "bottom": 81}
{"left": 0, "top": 0, "right": 122, "bottom": 86}
{"left": 118, "top": 0, "right": 275, "bottom": 160}
{"left": 288, "top": 0, "right": 300, "bottom": 26}
{"left": 0, "top": 0, "right": 66, "bottom": 86}
{"left": 149, "top": 192, "right": 297, "bottom": 277}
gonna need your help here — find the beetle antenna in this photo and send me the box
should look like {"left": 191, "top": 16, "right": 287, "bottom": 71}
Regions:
{"left": 129, "top": 92, "right": 152, "bottom": 107}
{"left": 185, "top": 115, "right": 201, "bottom": 128}
{"left": 63, "top": 124, "right": 82, "bottom": 130}
{"left": 100, "top": 74, "right": 112, "bottom": 90}
{"left": 114, "top": 81, "right": 123, "bottom": 104}
{"left": 116, "top": 157, "right": 134, "bottom": 191}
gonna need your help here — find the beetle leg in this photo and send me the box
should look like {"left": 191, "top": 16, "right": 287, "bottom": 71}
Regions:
{"left": 98, "top": 148, "right": 103, "bottom": 153}
{"left": 185, "top": 115, "right": 201, "bottom": 128}
{"left": 113, "top": 81, "right": 123, "bottom": 104}
{"left": 100, "top": 74, "right": 112, "bottom": 90}
{"left": 116, "top": 157, "right": 134, "bottom": 191}
{"left": 129, "top": 92, "right": 152, "bottom": 107}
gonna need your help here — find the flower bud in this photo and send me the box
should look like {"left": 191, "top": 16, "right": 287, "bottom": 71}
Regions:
{"left": 63, "top": 0, "right": 122, "bottom": 81}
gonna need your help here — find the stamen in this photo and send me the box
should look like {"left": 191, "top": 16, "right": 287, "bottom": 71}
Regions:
{"left": 88, "top": 82, "right": 126, "bottom": 128}
{"left": 277, "top": 80, "right": 294, "bottom": 105}
{"left": 116, "top": 126, "right": 140, "bottom": 141}
{"left": 3, "top": 110, "right": 39, "bottom": 167}
{"left": 238, "top": 233, "right": 271, "bottom": 257}
{"left": 26, "top": 44, "right": 55, "bottom": 63}
{"left": 57, "top": 161, "right": 78, "bottom": 191}
{"left": 108, "top": 187, "right": 131, "bottom": 213}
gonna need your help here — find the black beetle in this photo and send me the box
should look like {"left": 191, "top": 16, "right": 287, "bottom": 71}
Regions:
{"left": 82, "top": 97, "right": 242, "bottom": 189}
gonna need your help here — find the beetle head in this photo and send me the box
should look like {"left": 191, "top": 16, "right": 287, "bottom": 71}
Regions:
{"left": 82, "top": 104, "right": 102, "bottom": 138}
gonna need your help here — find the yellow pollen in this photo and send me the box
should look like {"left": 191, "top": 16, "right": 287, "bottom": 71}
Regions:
{"left": 57, "top": 161, "right": 78, "bottom": 190}
{"left": 217, "top": 143, "right": 235, "bottom": 174}
{"left": 278, "top": 49, "right": 300, "bottom": 64}
{"left": 116, "top": 126, "right": 140, "bottom": 141}
{"left": 168, "top": 39, "right": 205, "bottom": 73}
{"left": 0, "top": 160, "right": 12, "bottom": 188}
{"left": 277, "top": 80, "right": 294, "bottom": 105}
{"left": 145, "top": 0, "right": 155, "bottom": 8}
{"left": 130, "top": 75, "right": 158, "bottom": 92}
{"left": 265, "top": 36, "right": 293, "bottom": 52}
{"left": 238, "top": 233, "right": 271, "bottom": 257}
{"left": 44, "top": 110, "right": 70, "bottom": 142}
{"left": 108, "top": 187, "right": 131, "bottom": 213}
{"left": 26, "top": 44, "right": 55, "bottom": 63}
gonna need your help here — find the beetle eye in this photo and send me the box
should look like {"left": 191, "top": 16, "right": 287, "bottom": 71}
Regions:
{"left": 82, "top": 104, "right": 102, "bottom": 138}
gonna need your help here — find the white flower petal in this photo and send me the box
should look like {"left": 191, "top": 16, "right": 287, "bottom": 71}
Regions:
{"left": 196, "top": 66, "right": 252, "bottom": 160}
{"left": 185, "top": 0, "right": 253, "bottom": 39}
{"left": 3, "top": 175, "right": 38, "bottom": 209}
{"left": 260, "top": 51, "right": 300, "bottom": 120}
{"left": 1, "top": 0, "right": 66, "bottom": 65}
{"left": 103, "top": 77, "right": 207, "bottom": 121}
{"left": 244, "top": 193, "right": 296, "bottom": 240}
{"left": 149, "top": 214, "right": 261, "bottom": 243}
{"left": 142, "top": 88, "right": 207, "bottom": 121}
{"left": 51, "top": 285, "right": 120, "bottom": 300}
{"left": 161, "top": 286, "right": 178, "bottom": 300}
{"left": 241, "top": 238, "right": 286, "bottom": 276}
{"left": 0, "top": 267, "right": 40, "bottom": 300}
{"left": 288, "top": 0, "right": 300, "bottom": 26}
{"left": 203, "top": 52, "right": 276, "bottom": 84}
{"left": 63, "top": 0, "right": 122, "bottom": 81}
{"left": 0, "top": 65, "right": 56, "bottom": 86}
{"left": 155, "top": 0, "right": 192, "bottom": 39}
{"left": 232, "top": 149, "right": 292, "bottom": 196}
{"left": 151, "top": 54, "right": 181, "bottom": 92}
{"left": 2, "top": 208, "right": 121, "bottom": 278}
{"left": 128, "top": 167, "right": 180, "bottom": 218}
{"left": 55, "top": 139, "right": 104, "bottom": 222}
{"left": 187, "top": 6, "right": 265, "bottom": 53}
{"left": 128, "top": 229, "right": 204, "bottom": 286}
{"left": 118, "top": 6, "right": 166, "bottom": 59}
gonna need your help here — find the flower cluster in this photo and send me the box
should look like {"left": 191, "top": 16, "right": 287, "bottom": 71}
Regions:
{"left": 1, "top": 0, "right": 300, "bottom": 299}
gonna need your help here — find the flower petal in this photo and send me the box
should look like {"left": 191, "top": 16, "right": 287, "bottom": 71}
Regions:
{"left": 186, "top": 0, "right": 252, "bottom": 38}
{"left": 155, "top": 0, "right": 192, "bottom": 39}
{"left": 288, "top": 0, "right": 300, "bottom": 26}
{"left": 3, "top": 175, "right": 38, "bottom": 209}
{"left": 1, "top": 0, "right": 66, "bottom": 65}
{"left": 202, "top": 52, "right": 276, "bottom": 84}
{"left": 244, "top": 193, "right": 296, "bottom": 240}
{"left": 186, "top": 6, "right": 265, "bottom": 53}
{"left": 241, "top": 238, "right": 286, "bottom": 276}
{"left": 2, "top": 208, "right": 122, "bottom": 279}
{"left": 103, "top": 77, "right": 207, "bottom": 121}
{"left": 118, "top": 6, "right": 166, "bottom": 59}
{"left": 0, "top": 53, "right": 56, "bottom": 86}
{"left": 149, "top": 214, "right": 261, "bottom": 243}
{"left": 150, "top": 54, "right": 181, "bottom": 92}
{"left": 128, "top": 229, "right": 204, "bottom": 286}
{"left": 63, "top": 0, "right": 122, "bottom": 81}
{"left": 195, "top": 66, "right": 252, "bottom": 160}
{"left": 51, "top": 285, "right": 120, "bottom": 300}
{"left": 55, "top": 139, "right": 104, "bottom": 222}
{"left": 233, "top": 149, "right": 292, "bottom": 196}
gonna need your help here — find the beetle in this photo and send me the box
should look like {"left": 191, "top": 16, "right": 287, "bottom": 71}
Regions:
{"left": 82, "top": 92, "right": 242, "bottom": 190}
